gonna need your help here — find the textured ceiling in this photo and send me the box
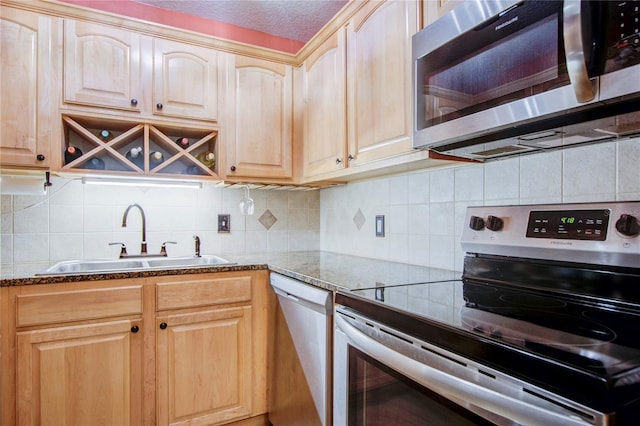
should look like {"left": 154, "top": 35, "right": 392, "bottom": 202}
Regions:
{"left": 136, "top": 0, "right": 348, "bottom": 43}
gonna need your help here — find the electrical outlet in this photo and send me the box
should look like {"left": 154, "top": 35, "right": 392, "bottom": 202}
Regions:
{"left": 218, "top": 214, "right": 230, "bottom": 233}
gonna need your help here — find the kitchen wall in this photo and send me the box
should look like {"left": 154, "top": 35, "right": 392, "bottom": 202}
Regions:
{"left": 0, "top": 178, "right": 320, "bottom": 278}
{"left": 2, "top": 138, "right": 638, "bottom": 279}
{"left": 320, "top": 138, "right": 640, "bottom": 271}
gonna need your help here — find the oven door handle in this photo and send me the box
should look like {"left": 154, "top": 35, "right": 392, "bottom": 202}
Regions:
{"left": 335, "top": 314, "right": 592, "bottom": 426}
{"left": 563, "top": 0, "right": 596, "bottom": 102}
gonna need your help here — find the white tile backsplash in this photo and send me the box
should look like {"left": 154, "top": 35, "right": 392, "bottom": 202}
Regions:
{"left": 320, "top": 138, "right": 640, "bottom": 269}
{"left": 1, "top": 178, "right": 320, "bottom": 278}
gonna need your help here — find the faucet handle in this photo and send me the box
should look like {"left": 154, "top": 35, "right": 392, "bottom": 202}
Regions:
{"left": 160, "top": 241, "right": 177, "bottom": 257}
{"left": 109, "top": 242, "right": 128, "bottom": 258}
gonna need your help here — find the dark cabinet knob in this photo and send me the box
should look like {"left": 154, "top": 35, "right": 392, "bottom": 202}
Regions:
{"left": 348, "top": 154, "right": 355, "bottom": 161}
{"left": 615, "top": 214, "right": 640, "bottom": 237}
{"left": 469, "top": 215, "right": 485, "bottom": 231}
{"left": 336, "top": 158, "right": 342, "bottom": 164}
{"left": 130, "top": 98, "right": 138, "bottom": 106}
{"left": 486, "top": 215, "right": 504, "bottom": 231}
{"left": 36, "top": 154, "right": 45, "bottom": 161}
{"left": 130, "top": 325, "right": 139, "bottom": 333}
{"left": 230, "top": 165, "right": 236, "bottom": 172}
{"left": 156, "top": 102, "right": 163, "bottom": 110}
{"left": 159, "top": 322, "right": 168, "bottom": 330}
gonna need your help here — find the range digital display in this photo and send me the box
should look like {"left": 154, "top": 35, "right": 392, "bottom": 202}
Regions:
{"left": 526, "top": 209, "right": 610, "bottom": 241}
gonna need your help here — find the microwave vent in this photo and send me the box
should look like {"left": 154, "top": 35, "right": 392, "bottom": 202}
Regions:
{"left": 470, "top": 145, "right": 533, "bottom": 158}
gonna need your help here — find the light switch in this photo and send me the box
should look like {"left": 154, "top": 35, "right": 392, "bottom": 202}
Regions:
{"left": 375, "top": 215, "right": 385, "bottom": 237}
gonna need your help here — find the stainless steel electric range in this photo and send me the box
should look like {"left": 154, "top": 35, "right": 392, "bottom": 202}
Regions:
{"left": 334, "top": 201, "right": 640, "bottom": 426}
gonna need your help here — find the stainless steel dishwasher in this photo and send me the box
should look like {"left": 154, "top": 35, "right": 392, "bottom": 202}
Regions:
{"left": 269, "top": 272, "right": 333, "bottom": 426}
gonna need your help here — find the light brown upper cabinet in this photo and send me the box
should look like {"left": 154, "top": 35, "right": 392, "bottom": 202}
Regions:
{"left": 346, "top": 0, "right": 417, "bottom": 165}
{"left": 152, "top": 38, "right": 219, "bottom": 121}
{"left": 63, "top": 20, "right": 219, "bottom": 123}
{"left": 303, "top": 0, "right": 419, "bottom": 180}
{"left": 303, "top": 29, "right": 348, "bottom": 178}
{"left": 223, "top": 55, "right": 293, "bottom": 180}
{"left": 0, "top": 7, "right": 54, "bottom": 168}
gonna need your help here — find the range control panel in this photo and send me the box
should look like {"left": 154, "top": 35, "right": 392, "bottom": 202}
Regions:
{"left": 525, "top": 209, "right": 610, "bottom": 241}
{"left": 461, "top": 202, "right": 640, "bottom": 268}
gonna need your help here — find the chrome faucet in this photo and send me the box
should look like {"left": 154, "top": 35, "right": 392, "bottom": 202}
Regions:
{"left": 193, "top": 235, "right": 201, "bottom": 257}
{"left": 122, "top": 203, "right": 147, "bottom": 255}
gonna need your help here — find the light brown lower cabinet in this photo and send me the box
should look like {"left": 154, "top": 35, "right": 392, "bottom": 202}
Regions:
{"left": 1, "top": 270, "right": 271, "bottom": 426}
{"left": 17, "top": 319, "right": 144, "bottom": 425}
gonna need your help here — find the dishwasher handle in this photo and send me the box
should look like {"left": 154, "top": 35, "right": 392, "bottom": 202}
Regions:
{"left": 270, "top": 272, "right": 332, "bottom": 314}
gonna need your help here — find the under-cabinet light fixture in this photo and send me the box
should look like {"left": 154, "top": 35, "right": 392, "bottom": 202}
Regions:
{"left": 82, "top": 176, "right": 203, "bottom": 189}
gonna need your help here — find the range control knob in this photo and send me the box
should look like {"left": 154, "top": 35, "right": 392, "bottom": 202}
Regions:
{"left": 486, "top": 215, "right": 504, "bottom": 232}
{"left": 615, "top": 214, "right": 640, "bottom": 237}
{"left": 469, "top": 215, "right": 485, "bottom": 231}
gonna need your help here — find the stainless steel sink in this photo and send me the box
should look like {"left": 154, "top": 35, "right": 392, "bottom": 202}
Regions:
{"left": 36, "top": 255, "right": 234, "bottom": 276}
{"left": 146, "top": 255, "right": 231, "bottom": 269}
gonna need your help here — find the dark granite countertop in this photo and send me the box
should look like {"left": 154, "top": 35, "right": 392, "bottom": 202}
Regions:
{"left": 0, "top": 251, "right": 460, "bottom": 292}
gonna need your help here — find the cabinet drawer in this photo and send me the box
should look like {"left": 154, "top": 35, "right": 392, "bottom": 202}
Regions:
{"left": 16, "top": 286, "right": 143, "bottom": 327}
{"left": 156, "top": 275, "right": 252, "bottom": 311}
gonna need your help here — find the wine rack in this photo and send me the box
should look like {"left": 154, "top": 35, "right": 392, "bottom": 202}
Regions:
{"left": 61, "top": 115, "right": 219, "bottom": 178}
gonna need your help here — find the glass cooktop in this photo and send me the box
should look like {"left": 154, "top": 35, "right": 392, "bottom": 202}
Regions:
{"left": 347, "top": 279, "right": 640, "bottom": 377}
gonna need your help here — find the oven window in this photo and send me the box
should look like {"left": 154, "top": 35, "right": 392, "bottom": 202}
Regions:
{"left": 348, "top": 347, "right": 494, "bottom": 425}
{"left": 416, "top": 3, "right": 569, "bottom": 130}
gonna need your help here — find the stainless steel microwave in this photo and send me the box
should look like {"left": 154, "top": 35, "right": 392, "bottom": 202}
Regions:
{"left": 412, "top": 0, "right": 640, "bottom": 161}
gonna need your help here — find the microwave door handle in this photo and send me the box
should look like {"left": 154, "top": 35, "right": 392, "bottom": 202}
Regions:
{"left": 335, "top": 315, "right": 591, "bottom": 426}
{"left": 563, "top": 0, "right": 596, "bottom": 102}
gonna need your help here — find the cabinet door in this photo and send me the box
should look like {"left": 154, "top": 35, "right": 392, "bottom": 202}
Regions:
{"left": 153, "top": 38, "right": 219, "bottom": 121}
{"left": 0, "top": 7, "right": 52, "bottom": 168}
{"left": 16, "top": 319, "right": 143, "bottom": 426}
{"left": 347, "top": 0, "right": 418, "bottom": 165}
{"left": 156, "top": 306, "right": 253, "bottom": 426}
{"left": 422, "top": 0, "right": 461, "bottom": 27}
{"left": 303, "top": 29, "right": 348, "bottom": 178}
{"left": 64, "top": 20, "right": 142, "bottom": 112}
{"left": 225, "top": 55, "right": 293, "bottom": 179}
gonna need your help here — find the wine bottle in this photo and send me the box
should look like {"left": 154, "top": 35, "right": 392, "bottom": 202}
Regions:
{"left": 149, "top": 151, "right": 165, "bottom": 168}
{"left": 126, "top": 147, "right": 144, "bottom": 168}
{"left": 86, "top": 157, "right": 106, "bottom": 170}
{"left": 64, "top": 146, "right": 83, "bottom": 164}
{"left": 176, "top": 137, "right": 190, "bottom": 149}
{"left": 186, "top": 165, "right": 200, "bottom": 175}
{"left": 197, "top": 151, "right": 215, "bottom": 169}
{"left": 98, "top": 130, "right": 113, "bottom": 141}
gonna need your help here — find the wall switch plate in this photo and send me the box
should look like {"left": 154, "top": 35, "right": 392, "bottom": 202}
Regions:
{"left": 375, "top": 215, "right": 385, "bottom": 237}
{"left": 218, "top": 214, "right": 230, "bottom": 233}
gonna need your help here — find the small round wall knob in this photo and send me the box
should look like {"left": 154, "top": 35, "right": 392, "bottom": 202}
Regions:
{"left": 159, "top": 322, "right": 168, "bottom": 330}
{"left": 156, "top": 102, "right": 163, "bottom": 110}
{"left": 130, "top": 98, "right": 138, "bottom": 106}
{"left": 36, "top": 154, "right": 46, "bottom": 161}
{"left": 230, "top": 165, "right": 236, "bottom": 172}
{"left": 130, "top": 325, "right": 139, "bottom": 333}
{"left": 486, "top": 215, "right": 504, "bottom": 232}
{"left": 615, "top": 214, "right": 640, "bottom": 237}
{"left": 469, "top": 215, "right": 485, "bottom": 231}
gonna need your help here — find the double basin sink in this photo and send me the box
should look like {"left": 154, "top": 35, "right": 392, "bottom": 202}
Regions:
{"left": 36, "top": 255, "right": 234, "bottom": 276}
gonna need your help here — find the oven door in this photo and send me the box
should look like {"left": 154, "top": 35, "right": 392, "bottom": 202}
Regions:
{"left": 333, "top": 308, "right": 603, "bottom": 426}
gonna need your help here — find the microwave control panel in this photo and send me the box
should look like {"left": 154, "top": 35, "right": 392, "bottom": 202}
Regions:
{"left": 605, "top": 0, "right": 640, "bottom": 72}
